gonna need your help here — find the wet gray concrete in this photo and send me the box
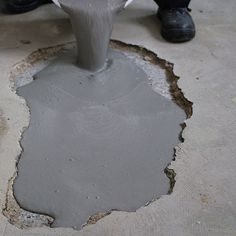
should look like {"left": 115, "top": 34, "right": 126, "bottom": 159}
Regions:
{"left": 13, "top": 48, "right": 185, "bottom": 229}
{"left": 59, "top": 0, "right": 126, "bottom": 71}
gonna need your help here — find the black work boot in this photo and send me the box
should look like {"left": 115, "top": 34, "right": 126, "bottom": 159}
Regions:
{"left": 4, "top": 0, "right": 52, "bottom": 14}
{"left": 158, "top": 8, "right": 195, "bottom": 43}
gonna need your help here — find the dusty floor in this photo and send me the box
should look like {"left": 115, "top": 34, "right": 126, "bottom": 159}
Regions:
{"left": 0, "top": 0, "right": 236, "bottom": 235}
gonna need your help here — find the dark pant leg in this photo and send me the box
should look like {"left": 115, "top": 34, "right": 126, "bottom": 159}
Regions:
{"left": 154, "top": 0, "right": 191, "bottom": 8}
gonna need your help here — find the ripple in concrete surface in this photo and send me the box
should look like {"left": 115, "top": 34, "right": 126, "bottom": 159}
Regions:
{"left": 13, "top": 47, "right": 185, "bottom": 229}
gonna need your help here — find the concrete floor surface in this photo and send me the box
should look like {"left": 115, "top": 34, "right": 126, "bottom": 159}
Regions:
{"left": 0, "top": 0, "right": 236, "bottom": 235}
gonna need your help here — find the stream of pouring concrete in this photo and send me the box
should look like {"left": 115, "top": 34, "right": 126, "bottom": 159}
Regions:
{"left": 58, "top": 0, "right": 127, "bottom": 71}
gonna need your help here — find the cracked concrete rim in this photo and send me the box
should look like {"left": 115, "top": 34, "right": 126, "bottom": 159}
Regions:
{"left": 3, "top": 40, "right": 192, "bottom": 230}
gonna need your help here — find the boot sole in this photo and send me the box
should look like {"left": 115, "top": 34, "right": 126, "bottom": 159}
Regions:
{"left": 161, "top": 28, "right": 195, "bottom": 43}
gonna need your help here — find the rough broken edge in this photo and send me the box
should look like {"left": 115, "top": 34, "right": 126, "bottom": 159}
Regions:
{"left": 2, "top": 43, "right": 68, "bottom": 229}
{"left": 2, "top": 40, "right": 193, "bottom": 230}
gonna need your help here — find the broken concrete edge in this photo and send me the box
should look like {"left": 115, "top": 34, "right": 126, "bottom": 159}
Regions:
{"left": 2, "top": 170, "right": 54, "bottom": 229}
{"left": 1, "top": 43, "right": 72, "bottom": 229}
{"left": 2, "top": 40, "right": 193, "bottom": 230}
{"left": 111, "top": 40, "right": 193, "bottom": 196}
{"left": 110, "top": 40, "right": 193, "bottom": 119}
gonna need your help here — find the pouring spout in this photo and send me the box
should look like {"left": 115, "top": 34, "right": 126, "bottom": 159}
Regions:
{"left": 52, "top": 0, "right": 133, "bottom": 8}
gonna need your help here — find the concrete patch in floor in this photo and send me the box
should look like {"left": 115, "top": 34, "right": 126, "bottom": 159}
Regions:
{"left": 3, "top": 41, "right": 192, "bottom": 230}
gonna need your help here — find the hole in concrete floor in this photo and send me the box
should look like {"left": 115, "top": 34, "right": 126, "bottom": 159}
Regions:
{"left": 3, "top": 41, "right": 192, "bottom": 230}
